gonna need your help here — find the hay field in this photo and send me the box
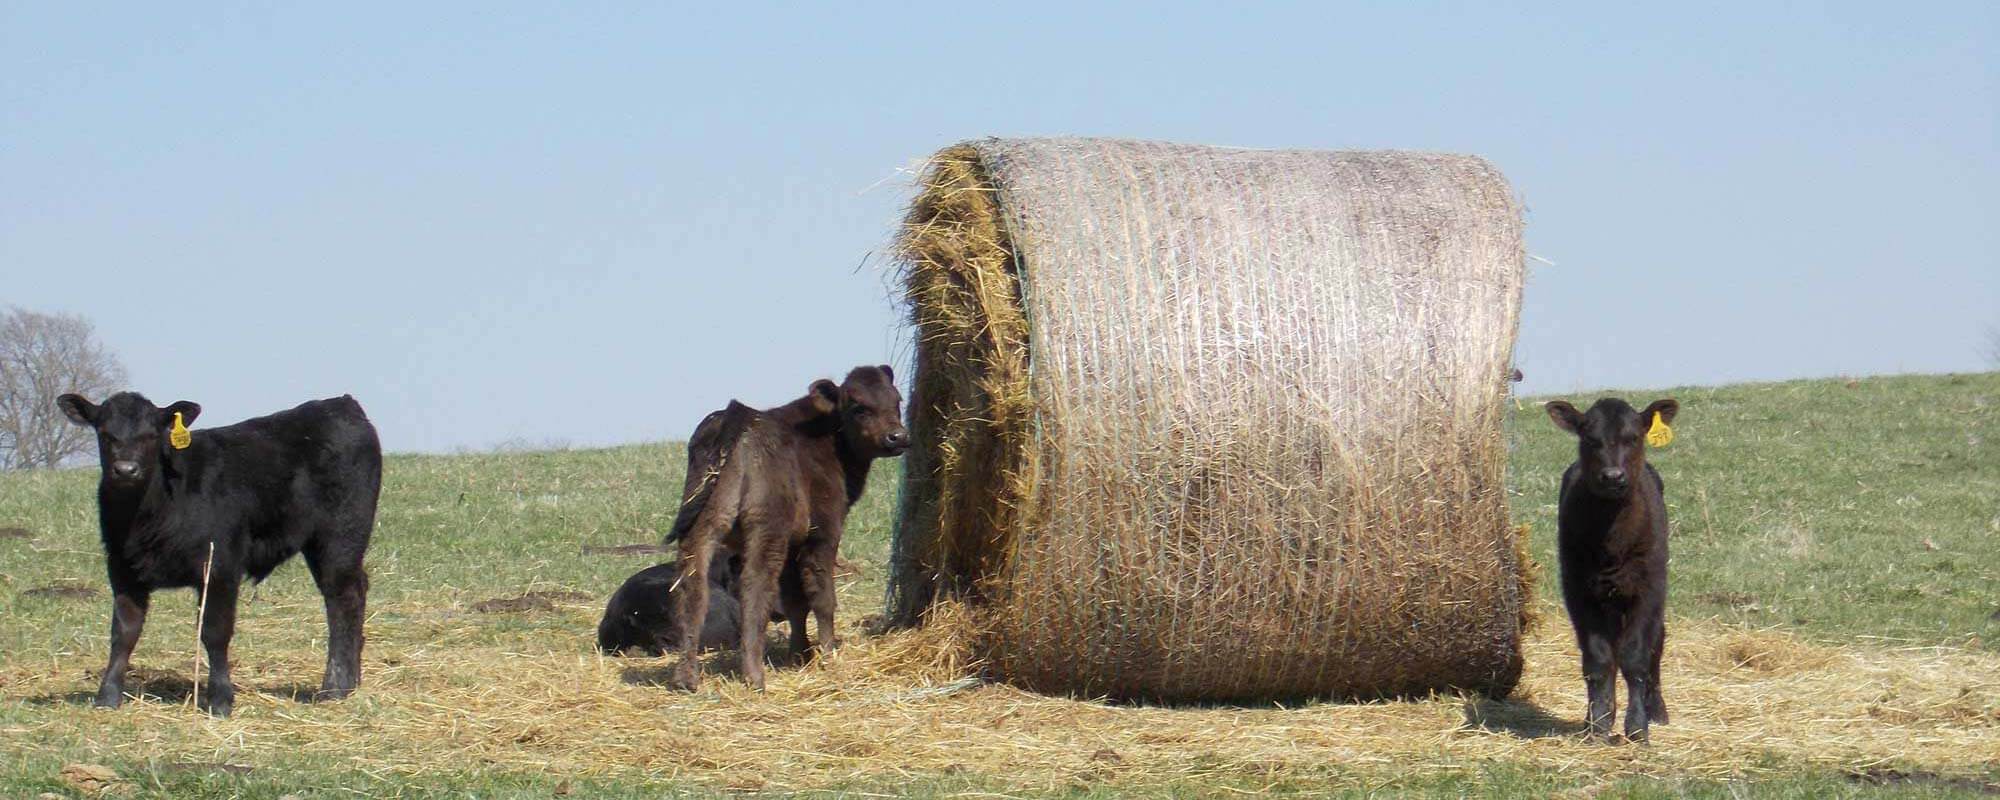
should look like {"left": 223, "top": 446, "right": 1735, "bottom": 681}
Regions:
{"left": 1, "top": 372, "right": 1996, "bottom": 798}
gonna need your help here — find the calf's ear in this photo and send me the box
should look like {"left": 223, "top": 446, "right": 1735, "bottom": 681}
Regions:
{"left": 807, "top": 380, "right": 839, "bottom": 415}
{"left": 1641, "top": 399, "right": 1678, "bottom": 426}
{"left": 161, "top": 401, "right": 202, "bottom": 427}
{"left": 878, "top": 364, "right": 894, "bottom": 383}
{"left": 57, "top": 394, "right": 98, "bottom": 427}
{"left": 1544, "top": 400, "right": 1584, "bottom": 434}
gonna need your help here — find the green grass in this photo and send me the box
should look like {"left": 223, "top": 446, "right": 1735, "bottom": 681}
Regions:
{"left": 3, "top": 748, "right": 1997, "bottom": 800}
{"left": 1, "top": 371, "right": 1996, "bottom": 798}
{"left": 1509, "top": 372, "right": 2000, "bottom": 650}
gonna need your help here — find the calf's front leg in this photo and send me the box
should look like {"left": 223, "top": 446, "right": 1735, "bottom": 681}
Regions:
{"left": 1620, "top": 611, "right": 1666, "bottom": 741}
{"left": 95, "top": 589, "right": 150, "bottom": 709}
{"left": 1580, "top": 631, "right": 1617, "bottom": 741}
{"left": 798, "top": 533, "right": 842, "bottom": 659}
{"left": 780, "top": 558, "right": 811, "bottom": 664}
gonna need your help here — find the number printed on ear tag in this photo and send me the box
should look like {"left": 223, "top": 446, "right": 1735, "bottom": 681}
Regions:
{"left": 1646, "top": 412, "right": 1673, "bottom": 448}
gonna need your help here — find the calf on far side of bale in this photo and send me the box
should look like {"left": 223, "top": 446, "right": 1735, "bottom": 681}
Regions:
{"left": 664, "top": 365, "right": 908, "bottom": 691}
{"left": 1545, "top": 397, "right": 1679, "bottom": 742}
{"left": 687, "top": 379, "right": 850, "bottom": 651}
{"left": 58, "top": 392, "right": 382, "bottom": 717}
{"left": 597, "top": 381, "right": 844, "bottom": 659}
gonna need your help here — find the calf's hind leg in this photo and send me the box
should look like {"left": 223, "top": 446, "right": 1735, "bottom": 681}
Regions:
{"left": 304, "top": 541, "right": 370, "bottom": 700}
{"left": 197, "top": 576, "right": 242, "bottom": 717}
{"left": 735, "top": 529, "right": 786, "bottom": 691}
{"left": 669, "top": 535, "right": 720, "bottom": 691}
{"left": 1645, "top": 614, "right": 1668, "bottom": 725}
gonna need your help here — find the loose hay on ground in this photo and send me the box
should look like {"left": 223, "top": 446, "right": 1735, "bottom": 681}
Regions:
{"left": 5, "top": 595, "right": 1997, "bottom": 792}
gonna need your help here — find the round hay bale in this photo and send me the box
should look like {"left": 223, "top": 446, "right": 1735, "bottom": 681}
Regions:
{"left": 886, "top": 137, "right": 1529, "bottom": 703}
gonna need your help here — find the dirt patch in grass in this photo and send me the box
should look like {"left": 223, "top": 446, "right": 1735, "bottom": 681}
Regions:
{"left": 472, "top": 590, "right": 594, "bottom": 614}
{"left": 22, "top": 581, "right": 99, "bottom": 600}
{"left": 1695, "top": 591, "right": 1759, "bottom": 609}
{"left": 60, "top": 762, "right": 123, "bottom": 795}
{"left": 155, "top": 762, "right": 255, "bottom": 776}
{"left": 0, "top": 526, "right": 31, "bottom": 540}
{"left": 1847, "top": 767, "right": 2000, "bottom": 795}
{"left": 579, "top": 543, "right": 667, "bottom": 557}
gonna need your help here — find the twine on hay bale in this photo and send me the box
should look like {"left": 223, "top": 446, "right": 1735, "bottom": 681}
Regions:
{"left": 886, "top": 137, "right": 1532, "bottom": 702}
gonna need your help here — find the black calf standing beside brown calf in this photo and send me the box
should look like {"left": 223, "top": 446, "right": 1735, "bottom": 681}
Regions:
{"left": 1545, "top": 397, "right": 1679, "bottom": 742}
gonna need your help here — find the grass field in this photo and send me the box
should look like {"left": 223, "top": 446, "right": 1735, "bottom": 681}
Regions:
{"left": 1, "top": 372, "right": 1996, "bottom": 798}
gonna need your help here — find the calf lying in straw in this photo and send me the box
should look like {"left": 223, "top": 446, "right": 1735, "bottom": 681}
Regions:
{"left": 1546, "top": 397, "right": 1679, "bottom": 742}
{"left": 665, "top": 365, "right": 908, "bottom": 690}
{"left": 597, "top": 555, "right": 744, "bottom": 655}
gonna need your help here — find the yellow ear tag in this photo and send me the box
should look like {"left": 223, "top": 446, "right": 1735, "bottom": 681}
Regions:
{"left": 169, "top": 412, "right": 192, "bottom": 450}
{"left": 1645, "top": 412, "right": 1673, "bottom": 448}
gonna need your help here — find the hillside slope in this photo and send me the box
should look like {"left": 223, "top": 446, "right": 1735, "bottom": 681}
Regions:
{"left": 1509, "top": 372, "right": 1999, "bottom": 650}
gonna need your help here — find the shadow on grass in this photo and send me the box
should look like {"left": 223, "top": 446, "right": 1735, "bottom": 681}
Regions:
{"left": 25, "top": 670, "right": 332, "bottom": 708}
{"left": 250, "top": 682, "right": 333, "bottom": 703}
{"left": 25, "top": 669, "right": 197, "bottom": 708}
{"left": 1462, "top": 698, "right": 1588, "bottom": 739}
{"left": 616, "top": 640, "right": 807, "bottom": 687}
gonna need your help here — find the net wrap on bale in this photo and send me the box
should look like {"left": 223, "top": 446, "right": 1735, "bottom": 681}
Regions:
{"left": 888, "top": 137, "right": 1529, "bottom": 702}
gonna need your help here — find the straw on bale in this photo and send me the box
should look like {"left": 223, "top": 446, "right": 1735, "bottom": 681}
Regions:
{"left": 887, "top": 137, "right": 1531, "bottom": 702}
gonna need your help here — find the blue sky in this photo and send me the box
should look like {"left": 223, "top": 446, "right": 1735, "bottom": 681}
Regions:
{"left": 5, "top": 3, "right": 1994, "bottom": 452}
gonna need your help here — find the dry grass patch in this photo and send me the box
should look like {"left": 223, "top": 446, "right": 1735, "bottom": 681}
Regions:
{"left": 4, "top": 597, "right": 1996, "bottom": 793}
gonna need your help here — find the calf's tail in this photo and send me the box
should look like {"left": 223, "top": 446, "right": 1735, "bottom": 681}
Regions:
{"left": 666, "top": 403, "right": 756, "bottom": 545}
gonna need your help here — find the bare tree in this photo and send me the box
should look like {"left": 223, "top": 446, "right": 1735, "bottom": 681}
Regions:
{"left": 0, "top": 307, "right": 128, "bottom": 469}
{"left": 1986, "top": 325, "right": 2000, "bottom": 368}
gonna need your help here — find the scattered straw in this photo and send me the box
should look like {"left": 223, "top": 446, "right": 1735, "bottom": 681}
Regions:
{"left": 6, "top": 596, "right": 1996, "bottom": 792}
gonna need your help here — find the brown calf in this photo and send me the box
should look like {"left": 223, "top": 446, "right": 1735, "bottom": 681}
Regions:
{"left": 1546, "top": 397, "right": 1678, "bottom": 742}
{"left": 665, "top": 365, "right": 908, "bottom": 690}
{"left": 606, "top": 382, "right": 847, "bottom": 659}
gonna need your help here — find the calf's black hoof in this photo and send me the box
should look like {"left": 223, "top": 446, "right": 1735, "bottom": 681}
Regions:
{"left": 313, "top": 686, "right": 355, "bottom": 703}
{"left": 667, "top": 666, "right": 701, "bottom": 692}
